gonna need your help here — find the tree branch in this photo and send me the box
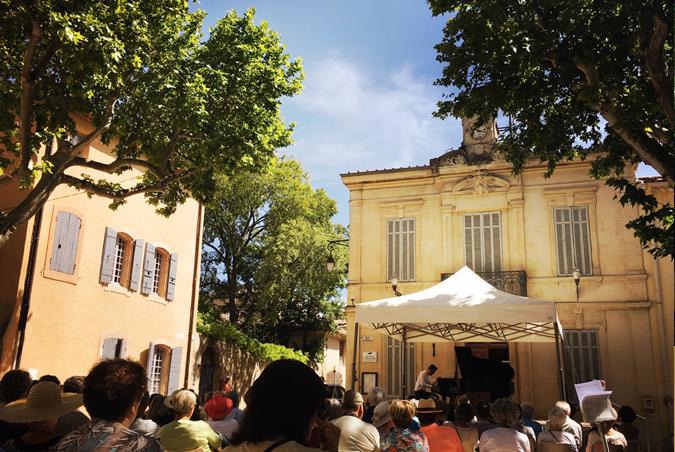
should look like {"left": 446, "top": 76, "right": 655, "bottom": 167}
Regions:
{"left": 640, "top": 10, "right": 675, "bottom": 129}
{"left": 67, "top": 156, "right": 165, "bottom": 176}
{"left": 18, "top": 11, "right": 43, "bottom": 176}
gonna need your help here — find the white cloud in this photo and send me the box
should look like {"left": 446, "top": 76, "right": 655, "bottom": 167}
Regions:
{"left": 281, "top": 57, "right": 462, "bottom": 224}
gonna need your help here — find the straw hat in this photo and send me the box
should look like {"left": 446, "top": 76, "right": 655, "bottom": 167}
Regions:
{"left": 372, "top": 401, "right": 392, "bottom": 428}
{"left": 0, "top": 381, "right": 83, "bottom": 423}
{"left": 416, "top": 398, "right": 441, "bottom": 413}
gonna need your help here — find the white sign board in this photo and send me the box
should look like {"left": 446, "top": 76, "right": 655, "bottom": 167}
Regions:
{"left": 362, "top": 351, "right": 378, "bottom": 363}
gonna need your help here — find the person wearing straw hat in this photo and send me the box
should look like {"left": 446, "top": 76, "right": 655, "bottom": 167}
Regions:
{"left": 417, "top": 399, "right": 463, "bottom": 452}
{"left": 0, "top": 381, "right": 82, "bottom": 451}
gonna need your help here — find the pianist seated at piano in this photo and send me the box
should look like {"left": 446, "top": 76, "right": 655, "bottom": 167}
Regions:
{"left": 413, "top": 365, "right": 438, "bottom": 400}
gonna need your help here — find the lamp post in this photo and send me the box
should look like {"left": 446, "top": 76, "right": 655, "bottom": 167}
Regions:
{"left": 572, "top": 268, "right": 581, "bottom": 302}
{"left": 325, "top": 239, "right": 349, "bottom": 273}
{"left": 390, "top": 277, "right": 402, "bottom": 297}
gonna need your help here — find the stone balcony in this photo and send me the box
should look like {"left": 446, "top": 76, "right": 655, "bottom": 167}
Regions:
{"left": 441, "top": 270, "right": 528, "bottom": 296}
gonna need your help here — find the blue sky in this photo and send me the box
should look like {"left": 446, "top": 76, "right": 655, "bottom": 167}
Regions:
{"left": 198, "top": 1, "right": 658, "bottom": 227}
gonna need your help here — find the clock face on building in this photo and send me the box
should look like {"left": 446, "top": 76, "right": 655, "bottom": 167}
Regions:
{"left": 471, "top": 124, "right": 488, "bottom": 140}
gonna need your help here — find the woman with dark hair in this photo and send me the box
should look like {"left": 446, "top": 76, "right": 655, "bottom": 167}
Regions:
{"left": 447, "top": 403, "right": 479, "bottom": 452}
{"left": 131, "top": 391, "right": 159, "bottom": 436}
{"left": 226, "top": 359, "right": 339, "bottom": 452}
{"left": 147, "top": 395, "right": 175, "bottom": 427}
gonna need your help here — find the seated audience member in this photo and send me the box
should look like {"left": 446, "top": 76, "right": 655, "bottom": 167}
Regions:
{"left": 521, "top": 403, "right": 543, "bottom": 438}
{"left": 62, "top": 376, "right": 84, "bottom": 394}
{"left": 148, "top": 395, "right": 175, "bottom": 427}
{"left": 551, "top": 401, "right": 582, "bottom": 449}
{"left": 225, "top": 390, "right": 245, "bottom": 422}
{"left": 131, "top": 391, "right": 159, "bottom": 436}
{"left": 159, "top": 389, "right": 221, "bottom": 451}
{"left": 372, "top": 401, "right": 394, "bottom": 438}
{"left": 0, "top": 381, "right": 82, "bottom": 451}
{"left": 57, "top": 376, "right": 89, "bottom": 436}
{"left": 417, "top": 399, "right": 462, "bottom": 452}
{"left": 188, "top": 389, "right": 204, "bottom": 421}
{"left": 364, "top": 386, "right": 385, "bottom": 424}
{"left": 227, "top": 359, "right": 339, "bottom": 451}
{"left": 332, "top": 390, "right": 380, "bottom": 451}
{"left": 586, "top": 408, "right": 627, "bottom": 452}
{"left": 322, "top": 398, "right": 343, "bottom": 422}
{"left": 55, "top": 359, "right": 161, "bottom": 451}
{"left": 514, "top": 404, "right": 537, "bottom": 452}
{"left": 614, "top": 406, "right": 639, "bottom": 452}
{"left": 0, "top": 370, "right": 33, "bottom": 444}
{"left": 38, "top": 375, "right": 61, "bottom": 386}
{"left": 380, "top": 399, "right": 429, "bottom": 452}
{"left": 205, "top": 393, "right": 239, "bottom": 444}
{"left": 448, "top": 402, "right": 479, "bottom": 452}
{"left": 475, "top": 401, "right": 496, "bottom": 436}
{"left": 479, "top": 398, "right": 530, "bottom": 452}
{"left": 537, "top": 406, "right": 578, "bottom": 451}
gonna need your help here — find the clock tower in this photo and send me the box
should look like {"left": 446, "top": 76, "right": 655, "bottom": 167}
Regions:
{"left": 461, "top": 116, "right": 498, "bottom": 162}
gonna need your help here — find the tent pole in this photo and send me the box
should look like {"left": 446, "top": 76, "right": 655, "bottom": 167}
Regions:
{"left": 351, "top": 321, "right": 359, "bottom": 391}
{"left": 402, "top": 327, "right": 407, "bottom": 399}
{"left": 554, "top": 322, "right": 566, "bottom": 401}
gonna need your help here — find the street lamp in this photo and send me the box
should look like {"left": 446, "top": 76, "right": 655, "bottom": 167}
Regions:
{"left": 325, "top": 255, "right": 336, "bottom": 273}
{"left": 572, "top": 268, "right": 581, "bottom": 302}
{"left": 391, "top": 277, "right": 402, "bottom": 297}
{"left": 325, "top": 238, "right": 349, "bottom": 273}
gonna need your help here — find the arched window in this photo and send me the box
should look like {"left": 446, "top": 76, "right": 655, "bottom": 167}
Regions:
{"left": 100, "top": 228, "right": 144, "bottom": 290}
{"left": 147, "top": 344, "right": 171, "bottom": 394}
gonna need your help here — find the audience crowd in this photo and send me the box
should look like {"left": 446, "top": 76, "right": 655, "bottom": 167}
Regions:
{"left": 0, "top": 359, "right": 635, "bottom": 451}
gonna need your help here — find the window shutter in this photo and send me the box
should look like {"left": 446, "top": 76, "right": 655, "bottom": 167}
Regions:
{"left": 408, "top": 219, "right": 415, "bottom": 281}
{"left": 166, "top": 253, "right": 178, "bottom": 301}
{"left": 401, "top": 219, "right": 409, "bottom": 281}
{"left": 99, "top": 227, "right": 117, "bottom": 283}
{"left": 141, "top": 244, "right": 156, "bottom": 295}
{"left": 101, "top": 337, "right": 118, "bottom": 359}
{"left": 167, "top": 347, "right": 183, "bottom": 394}
{"left": 129, "top": 239, "right": 145, "bottom": 291}
{"left": 60, "top": 213, "right": 81, "bottom": 274}
{"left": 146, "top": 342, "right": 156, "bottom": 373}
{"left": 464, "top": 216, "right": 473, "bottom": 270}
{"left": 50, "top": 211, "right": 70, "bottom": 271}
{"left": 492, "top": 213, "right": 502, "bottom": 271}
{"left": 119, "top": 338, "right": 128, "bottom": 359}
{"left": 387, "top": 220, "right": 395, "bottom": 280}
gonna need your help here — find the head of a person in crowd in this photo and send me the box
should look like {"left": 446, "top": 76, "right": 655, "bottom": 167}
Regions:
{"left": 168, "top": 389, "right": 197, "bottom": 420}
{"left": 63, "top": 376, "right": 85, "bottom": 394}
{"left": 342, "top": 390, "right": 365, "bottom": 418}
{"left": 547, "top": 406, "right": 567, "bottom": 431}
{"left": 204, "top": 393, "right": 233, "bottom": 421}
{"left": 148, "top": 395, "right": 175, "bottom": 426}
{"left": 83, "top": 359, "right": 146, "bottom": 427}
{"left": 521, "top": 402, "right": 535, "bottom": 420}
{"left": 618, "top": 405, "right": 637, "bottom": 424}
{"left": 390, "top": 399, "right": 416, "bottom": 430}
{"left": 416, "top": 399, "right": 442, "bottom": 426}
{"left": 225, "top": 390, "right": 240, "bottom": 408}
{"left": 435, "top": 399, "right": 449, "bottom": 423}
{"left": 230, "top": 359, "right": 325, "bottom": 446}
{"left": 373, "top": 401, "right": 393, "bottom": 434}
{"left": 0, "top": 381, "right": 83, "bottom": 434}
{"left": 427, "top": 364, "right": 438, "bottom": 376}
{"left": 187, "top": 389, "right": 202, "bottom": 421}
{"left": 554, "top": 400, "right": 572, "bottom": 417}
{"left": 456, "top": 394, "right": 470, "bottom": 406}
{"left": 0, "top": 369, "right": 32, "bottom": 404}
{"left": 598, "top": 407, "right": 619, "bottom": 433}
{"left": 367, "top": 386, "right": 385, "bottom": 407}
{"left": 321, "top": 398, "right": 342, "bottom": 421}
{"left": 136, "top": 391, "right": 150, "bottom": 421}
{"left": 39, "top": 375, "right": 60, "bottom": 386}
{"left": 476, "top": 401, "right": 492, "bottom": 421}
{"left": 454, "top": 402, "right": 475, "bottom": 427}
{"left": 491, "top": 398, "right": 521, "bottom": 428}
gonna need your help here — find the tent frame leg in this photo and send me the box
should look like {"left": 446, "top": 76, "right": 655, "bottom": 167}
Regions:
{"left": 352, "top": 322, "right": 359, "bottom": 391}
{"left": 402, "top": 327, "right": 407, "bottom": 399}
{"left": 554, "top": 323, "right": 567, "bottom": 401}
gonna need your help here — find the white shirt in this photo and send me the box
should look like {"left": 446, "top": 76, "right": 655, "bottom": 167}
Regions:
{"left": 332, "top": 415, "right": 380, "bottom": 452}
{"left": 414, "top": 370, "right": 433, "bottom": 392}
{"left": 479, "top": 427, "right": 530, "bottom": 452}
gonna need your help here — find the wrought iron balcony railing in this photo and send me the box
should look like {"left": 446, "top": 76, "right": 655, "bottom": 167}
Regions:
{"left": 440, "top": 270, "right": 527, "bottom": 296}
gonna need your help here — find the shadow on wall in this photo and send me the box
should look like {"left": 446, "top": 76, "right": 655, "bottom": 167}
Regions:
{"left": 192, "top": 335, "right": 266, "bottom": 408}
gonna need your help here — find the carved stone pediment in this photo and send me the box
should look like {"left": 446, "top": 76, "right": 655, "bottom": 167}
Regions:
{"left": 430, "top": 145, "right": 503, "bottom": 174}
{"left": 453, "top": 170, "right": 510, "bottom": 195}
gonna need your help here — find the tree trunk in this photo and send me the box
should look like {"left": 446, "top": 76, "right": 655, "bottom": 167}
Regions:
{"left": 227, "top": 266, "right": 239, "bottom": 325}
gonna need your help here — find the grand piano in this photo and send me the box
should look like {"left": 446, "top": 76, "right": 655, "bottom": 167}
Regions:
{"left": 435, "top": 346, "right": 515, "bottom": 403}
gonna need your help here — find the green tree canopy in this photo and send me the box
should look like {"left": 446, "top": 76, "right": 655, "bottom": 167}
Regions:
{"left": 0, "top": 3, "right": 302, "bottom": 248}
{"left": 200, "top": 158, "right": 346, "bottom": 360}
{"left": 429, "top": 0, "right": 673, "bottom": 257}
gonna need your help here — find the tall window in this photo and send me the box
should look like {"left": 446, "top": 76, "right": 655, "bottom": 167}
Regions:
{"left": 387, "top": 218, "right": 415, "bottom": 281}
{"left": 464, "top": 212, "right": 502, "bottom": 272}
{"left": 153, "top": 251, "right": 163, "bottom": 294}
{"left": 148, "top": 347, "right": 165, "bottom": 394}
{"left": 554, "top": 206, "right": 592, "bottom": 276}
{"left": 112, "top": 236, "right": 127, "bottom": 284}
{"left": 564, "top": 329, "right": 601, "bottom": 396}
{"left": 100, "top": 228, "right": 139, "bottom": 289}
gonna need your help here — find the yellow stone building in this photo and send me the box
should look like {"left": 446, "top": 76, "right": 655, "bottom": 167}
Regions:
{"left": 341, "top": 118, "right": 673, "bottom": 447}
{"left": 0, "top": 117, "right": 202, "bottom": 395}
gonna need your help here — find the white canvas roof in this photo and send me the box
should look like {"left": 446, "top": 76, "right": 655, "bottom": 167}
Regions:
{"left": 355, "top": 266, "right": 559, "bottom": 343}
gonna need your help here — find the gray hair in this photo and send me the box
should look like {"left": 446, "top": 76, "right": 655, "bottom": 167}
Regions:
{"left": 171, "top": 390, "right": 197, "bottom": 417}
{"left": 547, "top": 406, "right": 567, "bottom": 430}
{"left": 367, "top": 386, "right": 385, "bottom": 406}
{"left": 554, "top": 400, "right": 571, "bottom": 416}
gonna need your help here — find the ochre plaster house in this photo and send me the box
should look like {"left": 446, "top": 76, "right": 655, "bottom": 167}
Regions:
{"left": 341, "top": 118, "right": 673, "bottom": 448}
{"left": 0, "top": 117, "right": 202, "bottom": 395}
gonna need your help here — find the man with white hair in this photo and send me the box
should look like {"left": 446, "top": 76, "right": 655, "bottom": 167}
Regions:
{"left": 332, "top": 390, "right": 379, "bottom": 452}
{"left": 363, "top": 386, "right": 384, "bottom": 424}
{"left": 552, "top": 400, "right": 582, "bottom": 448}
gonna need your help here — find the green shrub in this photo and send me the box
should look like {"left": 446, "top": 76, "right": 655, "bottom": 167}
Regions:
{"left": 197, "top": 312, "right": 309, "bottom": 364}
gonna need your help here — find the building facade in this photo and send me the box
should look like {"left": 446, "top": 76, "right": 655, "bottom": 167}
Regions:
{"left": 341, "top": 118, "right": 673, "bottom": 447}
{"left": 0, "top": 117, "right": 202, "bottom": 395}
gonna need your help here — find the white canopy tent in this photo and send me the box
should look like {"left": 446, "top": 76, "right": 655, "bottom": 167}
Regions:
{"left": 354, "top": 266, "right": 565, "bottom": 397}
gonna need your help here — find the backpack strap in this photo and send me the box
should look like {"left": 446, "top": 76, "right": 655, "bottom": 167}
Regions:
{"left": 264, "top": 439, "right": 292, "bottom": 452}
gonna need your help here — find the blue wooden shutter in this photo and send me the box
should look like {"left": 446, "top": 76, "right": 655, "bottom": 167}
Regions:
{"left": 129, "top": 239, "right": 145, "bottom": 291}
{"left": 99, "top": 227, "right": 117, "bottom": 283}
{"left": 141, "top": 244, "right": 156, "bottom": 295}
{"left": 101, "top": 337, "right": 118, "bottom": 359}
{"left": 49, "top": 212, "right": 69, "bottom": 271}
{"left": 59, "top": 213, "right": 81, "bottom": 274}
{"left": 166, "top": 253, "right": 178, "bottom": 301}
{"left": 167, "top": 346, "right": 183, "bottom": 393}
